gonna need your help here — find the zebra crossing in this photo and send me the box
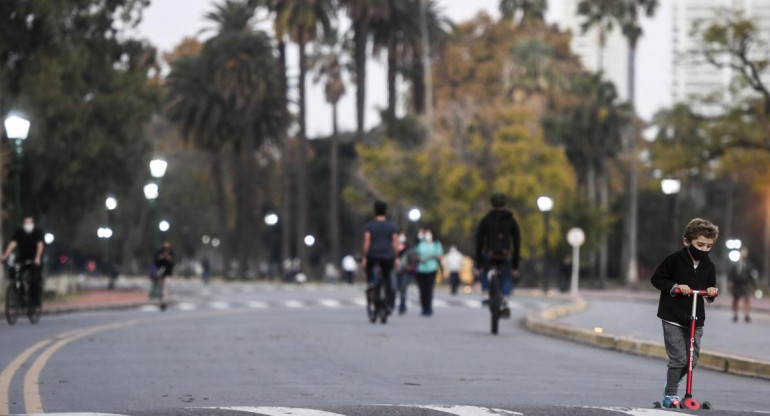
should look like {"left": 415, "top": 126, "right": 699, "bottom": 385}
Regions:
{"left": 12, "top": 404, "right": 770, "bottom": 416}
{"left": 139, "top": 296, "right": 523, "bottom": 313}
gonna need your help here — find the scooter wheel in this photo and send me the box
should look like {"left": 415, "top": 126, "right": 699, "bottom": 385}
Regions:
{"left": 682, "top": 397, "right": 701, "bottom": 409}
{"left": 652, "top": 401, "right": 662, "bottom": 408}
{"left": 702, "top": 401, "right": 712, "bottom": 410}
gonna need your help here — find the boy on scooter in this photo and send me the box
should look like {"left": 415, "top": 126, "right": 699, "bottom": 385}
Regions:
{"left": 650, "top": 218, "right": 719, "bottom": 408}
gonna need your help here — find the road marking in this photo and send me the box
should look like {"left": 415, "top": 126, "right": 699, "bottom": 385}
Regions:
{"left": 409, "top": 405, "right": 524, "bottom": 415}
{"left": 590, "top": 407, "right": 674, "bottom": 415}
{"left": 0, "top": 338, "right": 52, "bottom": 414}
{"left": 209, "top": 301, "right": 231, "bottom": 309}
{"left": 463, "top": 299, "right": 481, "bottom": 308}
{"left": 284, "top": 300, "right": 304, "bottom": 308}
{"left": 207, "top": 407, "right": 347, "bottom": 415}
{"left": 247, "top": 300, "right": 269, "bottom": 309}
{"left": 433, "top": 299, "right": 449, "bottom": 308}
{"left": 139, "top": 305, "right": 158, "bottom": 312}
{"left": 178, "top": 302, "right": 197, "bottom": 311}
{"left": 319, "top": 299, "right": 342, "bottom": 308}
{"left": 352, "top": 298, "right": 367, "bottom": 306}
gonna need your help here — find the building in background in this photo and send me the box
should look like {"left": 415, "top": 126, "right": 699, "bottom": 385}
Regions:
{"left": 672, "top": 0, "right": 770, "bottom": 114}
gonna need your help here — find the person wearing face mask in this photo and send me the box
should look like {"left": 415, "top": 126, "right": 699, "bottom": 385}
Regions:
{"left": 1, "top": 216, "right": 46, "bottom": 310}
{"left": 650, "top": 218, "right": 719, "bottom": 408}
{"left": 414, "top": 227, "right": 444, "bottom": 316}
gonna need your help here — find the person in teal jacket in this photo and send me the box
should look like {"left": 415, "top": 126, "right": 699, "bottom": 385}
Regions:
{"left": 414, "top": 227, "right": 444, "bottom": 316}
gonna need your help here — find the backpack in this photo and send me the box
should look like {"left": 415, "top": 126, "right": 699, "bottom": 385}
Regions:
{"left": 487, "top": 214, "right": 512, "bottom": 259}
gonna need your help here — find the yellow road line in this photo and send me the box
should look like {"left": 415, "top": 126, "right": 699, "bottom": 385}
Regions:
{"left": 14, "top": 308, "right": 247, "bottom": 413}
{"left": 0, "top": 338, "right": 52, "bottom": 414}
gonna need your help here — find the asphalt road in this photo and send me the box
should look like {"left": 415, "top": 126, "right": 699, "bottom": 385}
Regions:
{"left": 1, "top": 280, "right": 769, "bottom": 415}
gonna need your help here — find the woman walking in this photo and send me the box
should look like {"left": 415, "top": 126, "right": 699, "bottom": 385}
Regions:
{"left": 414, "top": 227, "right": 444, "bottom": 316}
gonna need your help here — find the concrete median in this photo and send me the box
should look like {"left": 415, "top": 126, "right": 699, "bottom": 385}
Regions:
{"left": 524, "top": 297, "right": 770, "bottom": 380}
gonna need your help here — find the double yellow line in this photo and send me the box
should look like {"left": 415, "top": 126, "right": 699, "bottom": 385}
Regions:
{"left": 0, "top": 308, "right": 247, "bottom": 414}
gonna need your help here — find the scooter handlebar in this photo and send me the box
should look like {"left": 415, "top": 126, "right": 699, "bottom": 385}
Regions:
{"left": 673, "top": 287, "right": 718, "bottom": 299}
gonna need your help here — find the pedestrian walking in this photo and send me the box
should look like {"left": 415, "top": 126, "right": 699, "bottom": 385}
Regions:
{"left": 650, "top": 218, "right": 719, "bottom": 408}
{"left": 444, "top": 245, "right": 464, "bottom": 295}
{"left": 201, "top": 257, "right": 210, "bottom": 285}
{"left": 414, "top": 227, "right": 443, "bottom": 316}
{"left": 728, "top": 248, "right": 756, "bottom": 323}
{"left": 342, "top": 254, "right": 357, "bottom": 284}
{"left": 393, "top": 232, "right": 416, "bottom": 314}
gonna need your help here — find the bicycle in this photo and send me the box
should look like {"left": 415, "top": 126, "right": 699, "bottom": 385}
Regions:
{"left": 485, "top": 259, "right": 512, "bottom": 335}
{"left": 5, "top": 259, "right": 41, "bottom": 325}
{"left": 150, "top": 265, "right": 168, "bottom": 311}
{"left": 366, "top": 266, "right": 389, "bottom": 325}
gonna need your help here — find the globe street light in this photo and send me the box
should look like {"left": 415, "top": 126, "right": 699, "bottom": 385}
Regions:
{"left": 149, "top": 158, "right": 168, "bottom": 179}
{"left": 5, "top": 114, "right": 31, "bottom": 226}
{"left": 408, "top": 208, "right": 422, "bottom": 222}
{"left": 159, "top": 220, "right": 170, "bottom": 232}
{"left": 143, "top": 183, "right": 159, "bottom": 200}
{"left": 105, "top": 196, "right": 118, "bottom": 211}
{"left": 44, "top": 233, "right": 55, "bottom": 245}
{"left": 661, "top": 178, "right": 681, "bottom": 251}
{"left": 264, "top": 213, "right": 279, "bottom": 226}
{"left": 304, "top": 234, "right": 316, "bottom": 247}
{"left": 537, "top": 195, "right": 554, "bottom": 292}
{"left": 104, "top": 195, "right": 118, "bottom": 288}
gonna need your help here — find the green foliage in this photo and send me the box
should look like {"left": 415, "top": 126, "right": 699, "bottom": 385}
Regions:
{"left": 0, "top": 0, "right": 158, "bottom": 246}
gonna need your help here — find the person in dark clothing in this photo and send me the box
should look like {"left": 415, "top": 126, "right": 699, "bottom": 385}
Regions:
{"left": 153, "top": 241, "right": 176, "bottom": 301}
{"left": 474, "top": 192, "right": 521, "bottom": 316}
{"left": 728, "top": 248, "right": 755, "bottom": 323}
{"left": 1, "top": 216, "right": 46, "bottom": 308}
{"left": 362, "top": 201, "right": 399, "bottom": 310}
{"left": 650, "top": 218, "right": 719, "bottom": 408}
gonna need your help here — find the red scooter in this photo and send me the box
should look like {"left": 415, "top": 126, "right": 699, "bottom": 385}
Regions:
{"left": 655, "top": 288, "right": 716, "bottom": 410}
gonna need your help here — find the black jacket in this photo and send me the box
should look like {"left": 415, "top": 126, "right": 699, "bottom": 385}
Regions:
{"left": 650, "top": 246, "right": 716, "bottom": 327}
{"left": 475, "top": 208, "right": 521, "bottom": 269}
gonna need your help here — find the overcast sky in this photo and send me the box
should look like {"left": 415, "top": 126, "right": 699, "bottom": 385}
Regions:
{"left": 136, "top": 0, "right": 670, "bottom": 138}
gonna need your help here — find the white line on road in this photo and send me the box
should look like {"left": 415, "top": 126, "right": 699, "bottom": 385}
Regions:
{"left": 177, "top": 303, "right": 197, "bottom": 311}
{"left": 284, "top": 300, "right": 304, "bottom": 308}
{"left": 590, "top": 407, "right": 675, "bottom": 415}
{"left": 139, "top": 305, "right": 158, "bottom": 312}
{"left": 352, "top": 298, "right": 367, "bottom": 307}
{"left": 209, "top": 301, "right": 231, "bottom": 310}
{"left": 247, "top": 301, "right": 269, "bottom": 309}
{"left": 433, "top": 299, "right": 449, "bottom": 308}
{"left": 207, "top": 406, "right": 347, "bottom": 415}
{"left": 463, "top": 299, "right": 481, "bottom": 308}
{"left": 408, "top": 405, "right": 524, "bottom": 415}
{"left": 319, "top": 299, "right": 342, "bottom": 308}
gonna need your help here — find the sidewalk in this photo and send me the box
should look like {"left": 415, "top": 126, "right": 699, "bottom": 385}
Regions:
{"left": 43, "top": 287, "right": 150, "bottom": 314}
{"left": 524, "top": 289, "right": 770, "bottom": 380}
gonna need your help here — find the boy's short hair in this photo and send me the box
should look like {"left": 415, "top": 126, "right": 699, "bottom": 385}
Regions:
{"left": 374, "top": 200, "right": 387, "bottom": 216}
{"left": 683, "top": 218, "right": 719, "bottom": 242}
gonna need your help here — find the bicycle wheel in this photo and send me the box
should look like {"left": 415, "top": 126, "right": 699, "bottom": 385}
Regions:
{"left": 5, "top": 284, "right": 20, "bottom": 325}
{"left": 488, "top": 269, "right": 501, "bottom": 335}
{"left": 378, "top": 284, "right": 388, "bottom": 324}
{"left": 28, "top": 305, "right": 41, "bottom": 324}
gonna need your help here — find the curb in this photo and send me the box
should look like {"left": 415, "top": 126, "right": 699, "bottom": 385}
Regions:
{"left": 523, "top": 297, "right": 770, "bottom": 380}
{"left": 42, "top": 299, "right": 176, "bottom": 316}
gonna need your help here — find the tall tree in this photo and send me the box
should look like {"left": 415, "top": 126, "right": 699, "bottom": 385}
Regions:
{"left": 273, "top": 0, "right": 335, "bottom": 277}
{"left": 311, "top": 33, "right": 347, "bottom": 268}
{"left": 339, "top": 0, "right": 390, "bottom": 141}
{"left": 616, "top": 0, "right": 658, "bottom": 283}
{"left": 577, "top": 0, "right": 623, "bottom": 71}
{"left": 499, "top": 0, "right": 547, "bottom": 26}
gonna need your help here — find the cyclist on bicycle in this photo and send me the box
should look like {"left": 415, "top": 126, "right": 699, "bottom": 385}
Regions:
{"left": 362, "top": 200, "right": 399, "bottom": 312}
{"left": 475, "top": 192, "right": 521, "bottom": 317}
{"left": 153, "top": 240, "right": 175, "bottom": 298}
{"left": 1, "top": 216, "right": 45, "bottom": 310}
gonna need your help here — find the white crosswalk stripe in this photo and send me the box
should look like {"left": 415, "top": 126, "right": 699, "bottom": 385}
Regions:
{"left": 283, "top": 300, "right": 304, "bottom": 308}
{"left": 409, "top": 405, "right": 523, "bottom": 415}
{"left": 208, "top": 301, "right": 231, "bottom": 310}
{"left": 318, "top": 299, "right": 342, "bottom": 308}
{"left": 177, "top": 302, "right": 197, "bottom": 311}
{"left": 247, "top": 300, "right": 269, "bottom": 309}
{"left": 208, "top": 407, "right": 346, "bottom": 415}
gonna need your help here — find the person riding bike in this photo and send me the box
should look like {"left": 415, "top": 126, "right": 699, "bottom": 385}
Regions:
{"left": 362, "top": 200, "right": 399, "bottom": 312}
{"left": 1, "top": 216, "right": 45, "bottom": 311}
{"left": 152, "top": 240, "right": 176, "bottom": 300}
{"left": 474, "top": 192, "right": 521, "bottom": 317}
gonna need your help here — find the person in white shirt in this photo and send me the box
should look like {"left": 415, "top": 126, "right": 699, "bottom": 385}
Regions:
{"left": 444, "top": 245, "right": 464, "bottom": 295}
{"left": 342, "top": 254, "right": 358, "bottom": 284}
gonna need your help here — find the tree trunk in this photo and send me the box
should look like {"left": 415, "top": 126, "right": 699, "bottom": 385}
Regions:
{"left": 412, "top": 58, "right": 425, "bottom": 114}
{"left": 231, "top": 140, "right": 248, "bottom": 280}
{"left": 419, "top": 0, "right": 433, "bottom": 138}
{"left": 296, "top": 30, "right": 311, "bottom": 276}
{"left": 587, "top": 164, "right": 596, "bottom": 206}
{"left": 386, "top": 36, "right": 397, "bottom": 137}
{"left": 211, "top": 150, "right": 231, "bottom": 278}
{"left": 623, "top": 41, "right": 639, "bottom": 284}
{"left": 330, "top": 102, "right": 340, "bottom": 269}
{"left": 598, "top": 161, "right": 609, "bottom": 287}
{"left": 354, "top": 16, "right": 369, "bottom": 141}
{"left": 278, "top": 39, "right": 292, "bottom": 275}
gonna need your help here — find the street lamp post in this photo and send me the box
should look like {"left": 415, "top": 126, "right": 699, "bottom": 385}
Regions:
{"left": 4, "top": 115, "right": 30, "bottom": 226}
{"left": 661, "top": 179, "right": 681, "bottom": 252}
{"left": 537, "top": 196, "right": 554, "bottom": 292}
{"left": 144, "top": 182, "right": 160, "bottom": 249}
{"left": 105, "top": 196, "right": 118, "bottom": 289}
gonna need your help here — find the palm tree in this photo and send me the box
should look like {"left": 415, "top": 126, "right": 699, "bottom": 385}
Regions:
{"left": 339, "top": 0, "right": 390, "bottom": 141}
{"left": 577, "top": 0, "right": 623, "bottom": 71}
{"left": 405, "top": 0, "right": 450, "bottom": 117}
{"left": 311, "top": 33, "right": 347, "bottom": 269}
{"left": 499, "top": 0, "right": 547, "bottom": 26}
{"left": 271, "top": 0, "right": 335, "bottom": 278}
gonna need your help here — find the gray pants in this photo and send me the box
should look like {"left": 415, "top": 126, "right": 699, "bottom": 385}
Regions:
{"left": 663, "top": 321, "right": 703, "bottom": 396}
